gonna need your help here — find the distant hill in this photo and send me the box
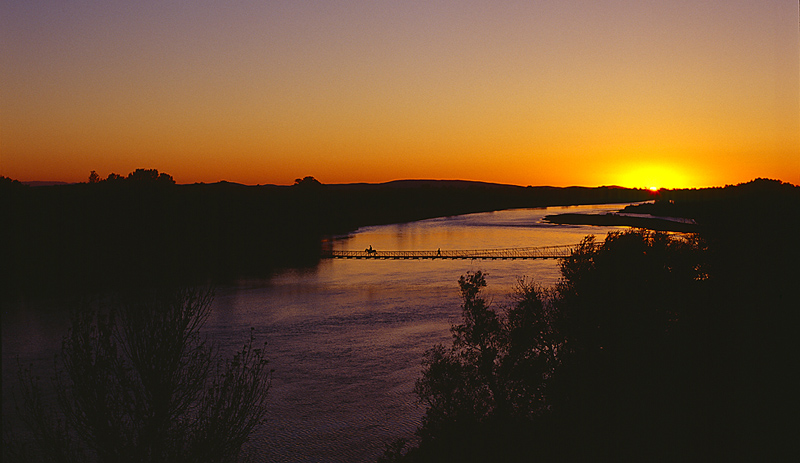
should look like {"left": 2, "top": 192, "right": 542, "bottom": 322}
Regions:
{"left": 22, "top": 180, "right": 72, "bottom": 187}
{"left": 13, "top": 177, "right": 626, "bottom": 190}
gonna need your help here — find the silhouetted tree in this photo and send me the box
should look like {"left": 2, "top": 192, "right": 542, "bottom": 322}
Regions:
{"left": 126, "top": 168, "right": 175, "bottom": 184}
{"left": 293, "top": 176, "right": 321, "bottom": 186}
{"left": 551, "top": 230, "right": 708, "bottom": 460}
{"left": 391, "top": 230, "right": 710, "bottom": 462}
{"left": 0, "top": 175, "right": 26, "bottom": 189}
{"left": 88, "top": 171, "right": 100, "bottom": 184}
{"left": 497, "top": 278, "right": 560, "bottom": 419}
{"left": 406, "top": 272, "right": 562, "bottom": 462}
{"left": 414, "top": 272, "right": 498, "bottom": 434}
{"left": 4, "top": 288, "right": 272, "bottom": 463}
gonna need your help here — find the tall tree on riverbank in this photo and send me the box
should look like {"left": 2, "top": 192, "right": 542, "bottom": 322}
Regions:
{"left": 398, "top": 271, "right": 563, "bottom": 462}
{"left": 385, "top": 230, "right": 710, "bottom": 462}
{"left": 4, "top": 288, "right": 273, "bottom": 463}
{"left": 551, "top": 231, "right": 709, "bottom": 460}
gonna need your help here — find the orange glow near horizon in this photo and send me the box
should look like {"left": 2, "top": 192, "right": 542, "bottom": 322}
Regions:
{"left": 1, "top": 2, "right": 798, "bottom": 188}
{"left": 610, "top": 163, "right": 694, "bottom": 190}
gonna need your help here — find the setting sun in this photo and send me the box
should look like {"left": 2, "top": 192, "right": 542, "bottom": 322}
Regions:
{"left": 608, "top": 163, "right": 695, "bottom": 190}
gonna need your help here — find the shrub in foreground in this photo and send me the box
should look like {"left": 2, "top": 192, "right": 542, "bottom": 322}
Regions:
{"left": 4, "top": 288, "right": 272, "bottom": 463}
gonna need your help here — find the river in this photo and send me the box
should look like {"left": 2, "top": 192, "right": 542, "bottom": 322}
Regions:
{"left": 2, "top": 203, "right": 634, "bottom": 462}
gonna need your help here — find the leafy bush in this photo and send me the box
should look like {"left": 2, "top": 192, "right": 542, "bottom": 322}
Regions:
{"left": 4, "top": 288, "right": 272, "bottom": 463}
{"left": 391, "top": 230, "right": 709, "bottom": 462}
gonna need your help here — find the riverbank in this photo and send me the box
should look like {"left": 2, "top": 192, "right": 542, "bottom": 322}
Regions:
{"left": 542, "top": 212, "right": 697, "bottom": 232}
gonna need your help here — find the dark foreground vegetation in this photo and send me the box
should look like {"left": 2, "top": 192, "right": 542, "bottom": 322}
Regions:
{"left": 1, "top": 171, "right": 650, "bottom": 299}
{"left": 383, "top": 178, "right": 798, "bottom": 462}
{"left": 3, "top": 288, "right": 272, "bottom": 463}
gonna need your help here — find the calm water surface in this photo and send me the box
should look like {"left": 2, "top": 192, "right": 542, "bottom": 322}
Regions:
{"left": 3, "top": 203, "right": 633, "bottom": 462}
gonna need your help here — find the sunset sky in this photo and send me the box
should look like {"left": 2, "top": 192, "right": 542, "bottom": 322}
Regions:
{"left": 2, "top": 1, "right": 798, "bottom": 188}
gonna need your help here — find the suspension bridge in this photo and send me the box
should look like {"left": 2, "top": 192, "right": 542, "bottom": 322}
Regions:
{"left": 322, "top": 243, "right": 581, "bottom": 260}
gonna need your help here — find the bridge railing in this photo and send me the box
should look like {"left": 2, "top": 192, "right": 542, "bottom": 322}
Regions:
{"left": 322, "top": 243, "right": 586, "bottom": 260}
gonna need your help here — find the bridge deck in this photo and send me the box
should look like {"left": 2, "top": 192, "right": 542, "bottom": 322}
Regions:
{"left": 322, "top": 244, "right": 577, "bottom": 260}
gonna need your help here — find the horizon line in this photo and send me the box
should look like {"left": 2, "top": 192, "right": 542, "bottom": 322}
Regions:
{"left": 10, "top": 176, "right": 796, "bottom": 191}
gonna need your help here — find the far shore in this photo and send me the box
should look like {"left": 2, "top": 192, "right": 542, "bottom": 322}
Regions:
{"left": 542, "top": 212, "right": 698, "bottom": 233}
